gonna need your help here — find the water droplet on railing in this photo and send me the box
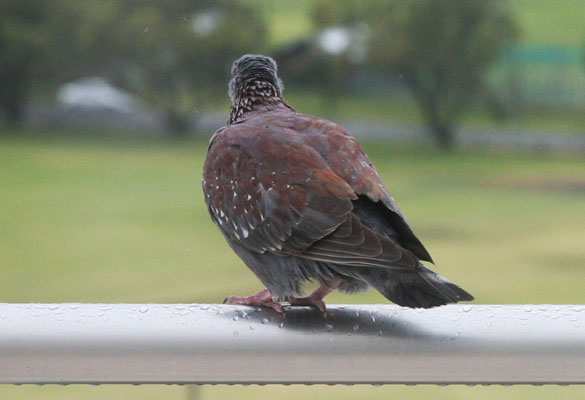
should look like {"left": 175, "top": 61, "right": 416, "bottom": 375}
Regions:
{"left": 139, "top": 307, "right": 149, "bottom": 314}
{"left": 325, "top": 324, "right": 334, "bottom": 332}
{"left": 261, "top": 318, "right": 269, "bottom": 324}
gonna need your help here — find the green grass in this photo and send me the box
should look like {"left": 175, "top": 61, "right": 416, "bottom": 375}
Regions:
{"left": 1, "top": 132, "right": 585, "bottom": 399}
{"left": 243, "top": 0, "right": 316, "bottom": 46}
{"left": 511, "top": 0, "right": 585, "bottom": 45}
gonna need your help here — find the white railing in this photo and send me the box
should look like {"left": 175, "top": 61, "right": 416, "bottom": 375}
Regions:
{"left": 0, "top": 303, "right": 584, "bottom": 385}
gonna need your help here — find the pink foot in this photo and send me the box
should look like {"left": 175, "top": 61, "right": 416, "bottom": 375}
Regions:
{"left": 224, "top": 288, "right": 284, "bottom": 314}
{"left": 288, "top": 295, "right": 327, "bottom": 313}
{"left": 287, "top": 281, "right": 340, "bottom": 314}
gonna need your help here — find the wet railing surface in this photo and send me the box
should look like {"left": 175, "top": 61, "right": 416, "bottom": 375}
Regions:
{"left": 0, "top": 303, "right": 584, "bottom": 385}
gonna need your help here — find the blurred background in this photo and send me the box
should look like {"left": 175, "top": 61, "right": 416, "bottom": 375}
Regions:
{"left": 1, "top": 0, "right": 584, "bottom": 399}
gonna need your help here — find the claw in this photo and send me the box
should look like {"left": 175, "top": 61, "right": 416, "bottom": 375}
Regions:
{"left": 288, "top": 296, "right": 327, "bottom": 314}
{"left": 224, "top": 289, "right": 284, "bottom": 314}
{"left": 286, "top": 281, "right": 340, "bottom": 315}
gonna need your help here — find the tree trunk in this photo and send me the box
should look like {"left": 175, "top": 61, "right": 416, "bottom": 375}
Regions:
{"left": 407, "top": 82, "right": 456, "bottom": 150}
{"left": 163, "top": 109, "right": 191, "bottom": 139}
{"left": 431, "top": 121, "right": 455, "bottom": 150}
{"left": 0, "top": 63, "right": 29, "bottom": 127}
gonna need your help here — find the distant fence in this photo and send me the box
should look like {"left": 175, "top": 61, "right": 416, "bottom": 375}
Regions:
{"left": 357, "top": 44, "right": 585, "bottom": 111}
{"left": 490, "top": 45, "right": 585, "bottom": 110}
{"left": 1, "top": 303, "right": 584, "bottom": 385}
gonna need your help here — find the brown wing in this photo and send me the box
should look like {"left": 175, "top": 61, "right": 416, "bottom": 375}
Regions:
{"left": 244, "top": 111, "right": 434, "bottom": 263}
{"left": 322, "top": 122, "right": 435, "bottom": 263}
{"left": 202, "top": 118, "right": 420, "bottom": 269}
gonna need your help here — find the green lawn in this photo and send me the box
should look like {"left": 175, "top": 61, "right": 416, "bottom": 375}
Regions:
{"left": 511, "top": 0, "right": 585, "bottom": 45}
{"left": 1, "top": 132, "right": 585, "bottom": 399}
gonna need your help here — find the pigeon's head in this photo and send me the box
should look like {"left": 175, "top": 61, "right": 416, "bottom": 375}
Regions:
{"left": 229, "top": 54, "right": 283, "bottom": 104}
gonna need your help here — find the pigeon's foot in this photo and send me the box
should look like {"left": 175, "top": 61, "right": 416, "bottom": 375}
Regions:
{"left": 224, "top": 288, "right": 284, "bottom": 314}
{"left": 288, "top": 295, "right": 327, "bottom": 314}
{"left": 288, "top": 281, "right": 340, "bottom": 314}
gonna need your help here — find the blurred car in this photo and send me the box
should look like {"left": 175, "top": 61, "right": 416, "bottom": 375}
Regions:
{"left": 57, "top": 77, "right": 138, "bottom": 113}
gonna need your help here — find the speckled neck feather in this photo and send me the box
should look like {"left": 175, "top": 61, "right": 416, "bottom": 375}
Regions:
{"left": 228, "top": 54, "right": 294, "bottom": 125}
{"left": 229, "top": 81, "right": 292, "bottom": 125}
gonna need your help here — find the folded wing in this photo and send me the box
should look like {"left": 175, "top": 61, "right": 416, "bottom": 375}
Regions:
{"left": 203, "top": 121, "right": 422, "bottom": 270}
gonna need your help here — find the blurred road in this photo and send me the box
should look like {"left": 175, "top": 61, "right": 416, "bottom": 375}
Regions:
{"left": 199, "top": 113, "right": 585, "bottom": 152}
{"left": 28, "top": 104, "right": 585, "bottom": 152}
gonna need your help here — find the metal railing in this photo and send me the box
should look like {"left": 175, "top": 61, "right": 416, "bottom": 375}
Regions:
{"left": 1, "top": 303, "right": 584, "bottom": 385}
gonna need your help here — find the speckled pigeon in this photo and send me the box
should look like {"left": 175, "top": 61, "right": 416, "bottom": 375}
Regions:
{"left": 202, "top": 54, "right": 473, "bottom": 313}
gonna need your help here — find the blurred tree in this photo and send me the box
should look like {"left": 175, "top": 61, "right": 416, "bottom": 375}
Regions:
{"left": 275, "top": 40, "right": 354, "bottom": 116}
{"left": 0, "top": 1, "right": 136, "bottom": 127}
{"left": 0, "top": 0, "right": 50, "bottom": 125}
{"left": 313, "top": 0, "right": 518, "bottom": 149}
{"left": 102, "top": 0, "right": 266, "bottom": 136}
{"left": 0, "top": 0, "right": 265, "bottom": 136}
{"left": 274, "top": 5, "right": 370, "bottom": 116}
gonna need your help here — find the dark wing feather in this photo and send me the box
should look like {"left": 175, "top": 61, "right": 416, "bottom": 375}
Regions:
{"left": 303, "top": 214, "right": 419, "bottom": 268}
{"left": 246, "top": 111, "right": 433, "bottom": 263}
{"left": 203, "top": 122, "right": 356, "bottom": 257}
{"left": 202, "top": 111, "right": 429, "bottom": 271}
{"left": 309, "top": 117, "right": 434, "bottom": 263}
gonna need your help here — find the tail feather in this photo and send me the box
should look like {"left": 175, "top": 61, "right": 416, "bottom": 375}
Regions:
{"left": 359, "top": 265, "right": 474, "bottom": 309}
